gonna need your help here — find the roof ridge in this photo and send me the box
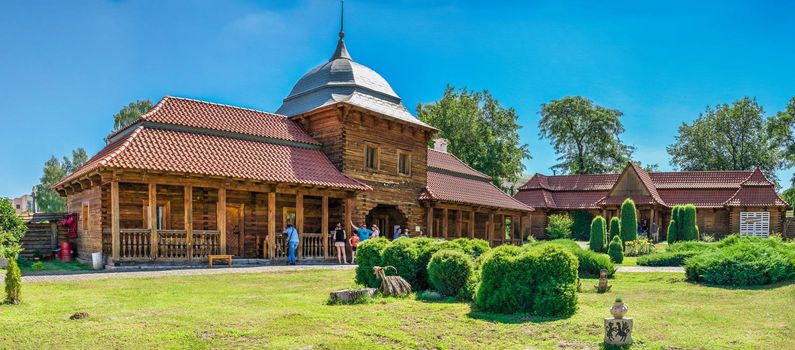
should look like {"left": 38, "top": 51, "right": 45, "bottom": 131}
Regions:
{"left": 427, "top": 149, "right": 492, "bottom": 180}
{"left": 163, "top": 95, "right": 289, "bottom": 119}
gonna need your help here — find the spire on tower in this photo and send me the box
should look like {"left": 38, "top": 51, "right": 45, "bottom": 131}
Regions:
{"left": 330, "top": 0, "right": 351, "bottom": 61}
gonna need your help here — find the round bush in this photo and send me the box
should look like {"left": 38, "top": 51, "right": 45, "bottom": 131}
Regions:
{"left": 449, "top": 238, "right": 491, "bottom": 259}
{"left": 546, "top": 214, "right": 573, "bottom": 239}
{"left": 354, "top": 237, "right": 390, "bottom": 288}
{"left": 427, "top": 249, "right": 475, "bottom": 297}
{"left": 529, "top": 239, "right": 615, "bottom": 277}
{"left": 608, "top": 236, "right": 624, "bottom": 264}
{"left": 474, "top": 245, "right": 528, "bottom": 313}
{"left": 381, "top": 238, "right": 422, "bottom": 289}
{"left": 685, "top": 237, "right": 795, "bottom": 286}
{"left": 531, "top": 246, "right": 578, "bottom": 317}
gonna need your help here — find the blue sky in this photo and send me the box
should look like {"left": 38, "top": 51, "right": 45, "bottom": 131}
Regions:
{"left": 2, "top": 0, "right": 794, "bottom": 198}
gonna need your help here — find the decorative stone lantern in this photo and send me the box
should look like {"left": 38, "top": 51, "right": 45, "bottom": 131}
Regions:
{"left": 604, "top": 297, "right": 633, "bottom": 345}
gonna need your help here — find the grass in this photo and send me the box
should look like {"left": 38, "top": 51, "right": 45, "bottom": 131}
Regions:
{"left": 16, "top": 258, "right": 92, "bottom": 274}
{"left": 619, "top": 256, "right": 638, "bottom": 266}
{"left": 1, "top": 270, "right": 793, "bottom": 349}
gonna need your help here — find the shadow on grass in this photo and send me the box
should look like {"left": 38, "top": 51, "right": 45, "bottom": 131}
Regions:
{"left": 466, "top": 304, "right": 569, "bottom": 324}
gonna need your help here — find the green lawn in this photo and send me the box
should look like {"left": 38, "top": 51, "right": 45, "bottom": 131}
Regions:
{"left": 1, "top": 269, "right": 793, "bottom": 349}
{"left": 16, "top": 258, "right": 92, "bottom": 274}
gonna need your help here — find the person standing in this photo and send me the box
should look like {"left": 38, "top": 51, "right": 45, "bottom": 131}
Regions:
{"left": 350, "top": 221, "right": 373, "bottom": 242}
{"left": 349, "top": 233, "right": 360, "bottom": 264}
{"left": 331, "top": 222, "right": 347, "bottom": 264}
{"left": 284, "top": 224, "right": 299, "bottom": 265}
{"left": 371, "top": 224, "right": 380, "bottom": 238}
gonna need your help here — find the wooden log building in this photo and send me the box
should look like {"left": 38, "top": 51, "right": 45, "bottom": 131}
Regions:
{"left": 53, "top": 26, "right": 533, "bottom": 264}
{"left": 515, "top": 163, "right": 790, "bottom": 239}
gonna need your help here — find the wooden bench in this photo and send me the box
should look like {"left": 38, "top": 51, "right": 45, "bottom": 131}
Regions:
{"left": 208, "top": 255, "right": 233, "bottom": 268}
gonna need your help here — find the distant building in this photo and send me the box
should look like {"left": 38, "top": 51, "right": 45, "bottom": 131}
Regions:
{"left": 9, "top": 194, "right": 35, "bottom": 215}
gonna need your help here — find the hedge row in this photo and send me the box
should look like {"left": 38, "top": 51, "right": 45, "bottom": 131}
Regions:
{"left": 685, "top": 236, "right": 795, "bottom": 286}
{"left": 637, "top": 240, "right": 714, "bottom": 267}
{"left": 530, "top": 239, "right": 615, "bottom": 277}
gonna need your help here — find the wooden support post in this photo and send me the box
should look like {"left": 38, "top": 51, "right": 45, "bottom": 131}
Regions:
{"left": 488, "top": 212, "right": 495, "bottom": 245}
{"left": 426, "top": 206, "right": 434, "bottom": 237}
{"left": 345, "top": 197, "right": 353, "bottom": 241}
{"left": 218, "top": 187, "right": 227, "bottom": 255}
{"left": 111, "top": 181, "right": 120, "bottom": 261}
{"left": 456, "top": 210, "right": 463, "bottom": 238}
{"left": 184, "top": 186, "right": 193, "bottom": 261}
{"left": 148, "top": 182, "right": 157, "bottom": 259}
{"left": 296, "top": 192, "right": 304, "bottom": 260}
{"left": 239, "top": 203, "right": 245, "bottom": 256}
{"left": 267, "top": 192, "right": 276, "bottom": 259}
{"left": 322, "top": 196, "right": 329, "bottom": 259}
{"left": 468, "top": 211, "right": 475, "bottom": 239}
{"left": 442, "top": 208, "right": 449, "bottom": 239}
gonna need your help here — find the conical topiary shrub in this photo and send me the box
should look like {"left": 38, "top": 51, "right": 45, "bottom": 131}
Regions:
{"left": 682, "top": 204, "right": 699, "bottom": 241}
{"left": 608, "top": 236, "right": 624, "bottom": 264}
{"left": 619, "top": 198, "right": 637, "bottom": 244}
{"left": 5, "top": 258, "right": 21, "bottom": 304}
{"left": 609, "top": 217, "right": 621, "bottom": 240}
{"left": 589, "top": 216, "right": 607, "bottom": 252}
{"left": 666, "top": 219, "right": 678, "bottom": 244}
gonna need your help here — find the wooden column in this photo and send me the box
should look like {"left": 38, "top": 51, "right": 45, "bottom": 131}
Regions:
{"left": 468, "top": 211, "right": 475, "bottom": 239}
{"left": 218, "top": 187, "right": 227, "bottom": 254}
{"left": 267, "top": 192, "right": 276, "bottom": 259}
{"left": 148, "top": 183, "right": 157, "bottom": 259}
{"left": 111, "top": 181, "right": 120, "bottom": 261}
{"left": 426, "top": 206, "right": 434, "bottom": 237}
{"left": 456, "top": 210, "right": 463, "bottom": 238}
{"left": 442, "top": 207, "right": 449, "bottom": 239}
{"left": 488, "top": 212, "right": 495, "bottom": 245}
{"left": 345, "top": 197, "right": 353, "bottom": 240}
{"left": 322, "top": 196, "right": 329, "bottom": 259}
{"left": 184, "top": 186, "right": 193, "bottom": 261}
{"left": 296, "top": 192, "right": 304, "bottom": 260}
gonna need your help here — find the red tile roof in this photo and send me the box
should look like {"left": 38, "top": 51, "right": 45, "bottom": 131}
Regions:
{"left": 109, "top": 96, "right": 319, "bottom": 145}
{"left": 422, "top": 171, "right": 532, "bottom": 211}
{"left": 514, "top": 163, "right": 786, "bottom": 209}
{"left": 56, "top": 126, "right": 369, "bottom": 191}
{"left": 427, "top": 149, "right": 491, "bottom": 180}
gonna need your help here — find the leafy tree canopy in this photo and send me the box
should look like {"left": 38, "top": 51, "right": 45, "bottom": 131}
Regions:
{"left": 35, "top": 148, "right": 87, "bottom": 213}
{"left": 112, "top": 100, "right": 152, "bottom": 133}
{"left": 667, "top": 97, "right": 784, "bottom": 184}
{"left": 538, "top": 96, "right": 634, "bottom": 174}
{"left": 417, "top": 85, "right": 531, "bottom": 188}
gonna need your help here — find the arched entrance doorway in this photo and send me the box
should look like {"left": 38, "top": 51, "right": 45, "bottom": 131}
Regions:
{"left": 366, "top": 204, "right": 408, "bottom": 239}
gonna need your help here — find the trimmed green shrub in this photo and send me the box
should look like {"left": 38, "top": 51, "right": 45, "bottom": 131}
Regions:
{"left": 530, "top": 239, "right": 615, "bottom": 277}
{"left": 685, "top": 237, "right": 795, "bottom": 286}
{"left": 5, "top": 258, "right": 21, "bottom": 304}
{"left": 608, "top": 236, "right": 624, "bottom": 263}
{"left": 381, "top": 238, "right": 422, "bottom": 289}
{"left": 475, "top": 245, "right": 578, "bottom": 316}
{"left": 589, "top": 216, "right": 607, "bottom": 252}
{"left": 666, "top": 219, "right": 678, "bottom": 244}
{"left": 428, "top": 249, "right": 475, "bottom": 297}
{"left": 637, "top": 251, "right": 700, "bottom": 266}
{"left": 682, "top": 204, "right": 699, "bottom": 241}
{"left": 570, "top": 210, "right": 595, "bottom": 241}
{"left": 668, "top": 240, "right": 713, "bottom": 253}
{"left": 546, "top": 214, "right": 573, "bottom": 239}
{"left": 0, "top": 199, "right": 27, "bottom": 259}
{"left": 609, "top": 217, "right": 621, "bottom": 241}
{"left": 354, "top": 237, "right": 390, "bottom": 288}
{"left": 619, "top": 198, "right": 637, "bottom": 243}
{"left": 448, "top": 238, "right": 491, "bottom": 259}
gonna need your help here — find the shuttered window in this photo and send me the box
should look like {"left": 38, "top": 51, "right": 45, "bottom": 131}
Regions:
{"left": 739, "top": 212, "right": 769, "bottom": 237}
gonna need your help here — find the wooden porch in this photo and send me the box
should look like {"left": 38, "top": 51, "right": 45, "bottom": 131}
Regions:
{"left": 425, "top": 202, "right": 528, "bottom": 246}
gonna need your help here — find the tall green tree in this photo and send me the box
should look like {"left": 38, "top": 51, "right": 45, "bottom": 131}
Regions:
{"left": 589, "top": 216, "right": 607, "bottom": 252}
{"left": 667, "top": 97, "right": 785, "bottom": 184}
{"left": 0, "top": 199, "right": 27, "bottom": 259}
{"left": 34, "top": 148, "right": 87, "bottom": 213}
{"left": 417, "top": 85, "right": 530, "bottom": 187}
{"left": 113, "top": 100, "right": 152, "bottom": 132}
{"left": 538, "top": 96, "right": 633, "bottom": 174}
{"left": 768, "top": 97, "right": 795, "bottom": 185}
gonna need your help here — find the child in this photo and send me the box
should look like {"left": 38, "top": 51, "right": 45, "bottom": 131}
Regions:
{"left": 349, "top": 233, "right": 360, "bottom": 264}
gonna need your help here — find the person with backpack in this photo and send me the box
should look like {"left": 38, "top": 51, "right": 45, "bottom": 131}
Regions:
{"left": 284, "top": 224, "right": 299, "bottom": 265}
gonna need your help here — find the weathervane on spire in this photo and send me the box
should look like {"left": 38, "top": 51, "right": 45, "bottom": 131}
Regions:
{"left": 330, "top": 0, "right": 351, "bottom": 61}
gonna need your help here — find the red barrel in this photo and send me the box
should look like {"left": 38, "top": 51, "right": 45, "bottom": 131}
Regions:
{"left": 59, "top": 242, "right": 72, "bottom": 262}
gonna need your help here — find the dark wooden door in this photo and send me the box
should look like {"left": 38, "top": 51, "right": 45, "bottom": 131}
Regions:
{"left": 226, "top": 205, "right": 244, "bottom": 256}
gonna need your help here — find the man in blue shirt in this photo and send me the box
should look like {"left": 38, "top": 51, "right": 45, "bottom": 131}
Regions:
{"left": 350, "top": 221, "right": 372, "bottom": 241}
{"left": 283, "top": 224, "right": 299, "bottom": 265}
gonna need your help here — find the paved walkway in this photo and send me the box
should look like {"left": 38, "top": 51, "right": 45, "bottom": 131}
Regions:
{"left": 6, "top": 264, "right": 356, "bottom": 284}
{"left": 616, "top": 266, "right": 684, "bottom": 273}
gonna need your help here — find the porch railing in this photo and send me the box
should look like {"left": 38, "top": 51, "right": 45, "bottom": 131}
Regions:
{"left": 192, "top": 230, "right": 220, "bottom": 259}
{"left": 119, "top": 228, "right": 219, "bottom": 260}
{"left": 158, "top": 230, "right": 188, "bottom": 259}
{"left": 272, "top": 232, "right": 329, "bottom": 260}
{"left": 120, "top": 229, "right": 151, "bottom": 259}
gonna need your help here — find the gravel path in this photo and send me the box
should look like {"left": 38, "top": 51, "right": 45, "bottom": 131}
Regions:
{"left": 4, "top": 264, "right": 356, "bottom": 284}
{"left": 616, "top": 266, "right": 684, "bottom": 273}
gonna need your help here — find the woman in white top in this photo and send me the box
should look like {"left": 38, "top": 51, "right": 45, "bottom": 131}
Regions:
{"left": 371, "top": 224, "right": 380, "bottom": 238}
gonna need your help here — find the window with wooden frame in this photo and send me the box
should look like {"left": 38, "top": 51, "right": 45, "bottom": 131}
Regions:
{"left": 143, "top": 201, "right": 171, "bottom": 230}
{"left": 283, "top": 207, "right": 296, "bottom": 231}
{"left": 397, "top": 150, "right": 411, "bottom": 175}
{"left": 81, "top": 203, "right": 89, "bottom": 233}
{"left": 364, "top": 143, "right": 379, "bottom": 170}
